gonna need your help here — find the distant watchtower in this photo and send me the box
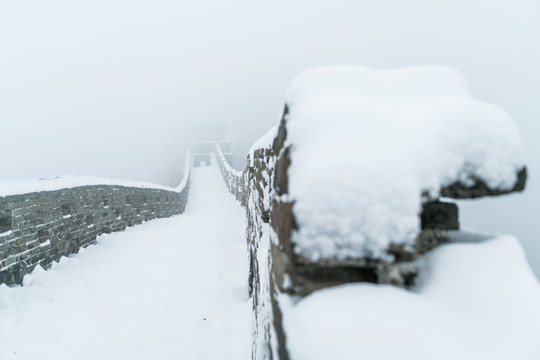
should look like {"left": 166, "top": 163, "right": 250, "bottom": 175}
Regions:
{"left": 169, "top": 123, "right": 233, "bottom": 185}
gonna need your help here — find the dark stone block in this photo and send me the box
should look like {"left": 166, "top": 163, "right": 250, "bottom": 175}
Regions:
{"left": 421, "top": 201, "right": 459, "bottom": 230}
{"left": 0, "top": 210, "right": 13, "bottom": 233}
{"left": 440, "top": 167, "right": 527, "bottom": 199}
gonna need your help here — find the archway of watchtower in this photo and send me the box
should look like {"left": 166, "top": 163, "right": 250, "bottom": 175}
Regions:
{"left": 193, "top": 154, "right": 211, "bottom": 168}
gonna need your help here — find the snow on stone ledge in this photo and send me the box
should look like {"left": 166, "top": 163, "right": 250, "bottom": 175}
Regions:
{"left": 248, "top": 125, "right": 278, "bottom": 166}
{"left": 284, "top": 66, "right": 526, "bottom": 261}
{"left": 280, "top": 236, "right": 540, "bottom": 359}
{"left": 0, "top": 175, "right": 184, "bottom": 197}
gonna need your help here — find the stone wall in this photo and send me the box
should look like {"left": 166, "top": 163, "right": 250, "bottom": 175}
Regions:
{"left": 0, "top": 179, "right": 190, "bottom": 286}
{"left": 214, "top": 105, "right": 528, "bottom": 360}
{"left": 214, "top": 144, "right": 247, "bottom": 206}
{"left": 213, "top": 116, "right": 463, "bottom": 359}
{"left": 215, "top": 140, "right": 284, "bottom": 360}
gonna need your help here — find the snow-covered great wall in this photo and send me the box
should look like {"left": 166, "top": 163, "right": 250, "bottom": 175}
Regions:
{"left": 2, "top": 65, "right": 540, "bottom": 359}
{"left": 215, "top": 66, "right": 540, "bottom": 359}
{"left": 0, "top": 162, "right": 190, "bottom": 285}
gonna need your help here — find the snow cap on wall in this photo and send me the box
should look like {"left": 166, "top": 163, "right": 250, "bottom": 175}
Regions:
{"left": 284, "top": 65, "right": 526, "bottom": 261}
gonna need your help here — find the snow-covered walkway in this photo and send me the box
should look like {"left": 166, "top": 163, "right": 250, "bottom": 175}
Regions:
{"left": 0, "top": 164, "right": 251, "bottom": 360}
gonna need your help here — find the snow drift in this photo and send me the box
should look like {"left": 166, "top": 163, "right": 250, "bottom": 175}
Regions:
{"left": 280, "top": 235, "right": 540, "bottom": 360}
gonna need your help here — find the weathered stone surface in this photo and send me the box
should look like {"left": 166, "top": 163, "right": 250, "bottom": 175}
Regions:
{"left": 421, "top": 201, "right": 459, "bottom": 230}
{"left": 415, "top": 229, "right": 451, "bottom": 254}
{"left": 440, "top": 167, "right": 527, "bottom": 199}
{"left": 0, "top": 210, "right": 12, "bottom": 233}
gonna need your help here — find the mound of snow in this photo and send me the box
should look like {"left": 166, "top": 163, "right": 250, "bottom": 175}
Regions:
{"left": 284, "top": 66, "right": 525, "bottom": 261}
{"left": 280, "top": 235, "right": 540, "bottom": 359}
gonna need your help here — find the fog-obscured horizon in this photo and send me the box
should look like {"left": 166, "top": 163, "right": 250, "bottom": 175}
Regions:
{"left": 1, "top": 0, "right": 539, "bottom": 277}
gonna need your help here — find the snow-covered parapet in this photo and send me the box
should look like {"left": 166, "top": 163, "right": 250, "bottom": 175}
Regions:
{"left": 213, "top": 143, "right": 246, "bottom": 206}
{"left": 214, "top": 66, "right": 532, "bottom": 359}
{"left": 280, "top": 66, "right": 526, "bottom": 266}
{"left": 0, "top": 160, "right": 191, "bottom": 286}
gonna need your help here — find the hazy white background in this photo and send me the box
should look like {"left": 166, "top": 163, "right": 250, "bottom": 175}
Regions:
{"left": 1, "top": 0, "right": 538, "bottom": 277}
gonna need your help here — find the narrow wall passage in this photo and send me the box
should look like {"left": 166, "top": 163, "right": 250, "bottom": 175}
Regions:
{"left": 0, "top": 164, "right": 251, "bottom": 360}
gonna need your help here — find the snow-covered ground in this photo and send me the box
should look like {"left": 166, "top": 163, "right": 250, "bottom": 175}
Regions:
{"left": 0, "top": 164, "right": 251, "bottom": 360}
{"left": 280, "top": 235, "right": 540, "bottom": 360}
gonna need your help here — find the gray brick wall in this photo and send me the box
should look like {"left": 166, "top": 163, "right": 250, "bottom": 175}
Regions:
{"left": 0, "top": 181, "right": 190, "bottom": 286}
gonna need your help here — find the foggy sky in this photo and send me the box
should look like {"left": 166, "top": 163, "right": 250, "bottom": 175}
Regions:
{"left": 1, "top": 0, "right": 539, "bottom": 277}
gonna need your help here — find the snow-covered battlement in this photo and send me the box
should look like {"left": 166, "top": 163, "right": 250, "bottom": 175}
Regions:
{"left": 213, "top": 66, "right": 535, "bottom": 360}
{"left": 0, "top": 159, "right": 192, "bottom": 286}
{"left": 284, "top": 65, "right": 526, "bottom": 262}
